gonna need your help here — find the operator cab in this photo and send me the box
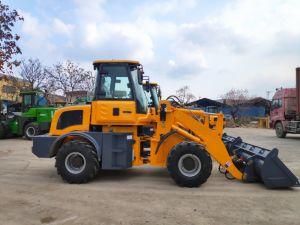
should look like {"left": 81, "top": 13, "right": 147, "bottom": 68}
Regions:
{"left": 143, "top": 82, "right": 160, "bottom": 112}
{"left": 21, "top": 91, "right": 48, "bottom": 112}
{"left": 93, "top": 60, "right": 148, "bottom": 116}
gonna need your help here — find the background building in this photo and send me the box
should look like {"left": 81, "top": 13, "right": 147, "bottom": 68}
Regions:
{"left": 189, "top": 97, "right": 271, "bottom": 118}
{"left": 0, "top": 73, "right": 30, "bottom": 102}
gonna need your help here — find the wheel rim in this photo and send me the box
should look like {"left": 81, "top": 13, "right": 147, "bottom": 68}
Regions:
{"left": 178, "top": 154, "right": 201, "bottom": 177}
{"left": 26, "top": 127, "right": 35, "bottom": 137}
{"left": 65, "top": 152, "right": 86, "bottom": 174}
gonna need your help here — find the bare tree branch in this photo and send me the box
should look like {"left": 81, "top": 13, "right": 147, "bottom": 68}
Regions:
{"left": 20, "top": 58, "right": 47, "bottom": 90}
{"left": 175, "top": 85, "right": 196, "bottom": 104}
{"left": 220, "top": 88, "right": 249, "bottom": 121}
{"left": 0, "top": 1, "right": 24, "bottom": 73}
{"left": 46, "top": 60, "right": 92, "bottom": 98}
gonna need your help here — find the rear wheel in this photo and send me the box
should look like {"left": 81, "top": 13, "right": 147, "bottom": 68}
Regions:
{"left": 55, "top": 140, "right": 99, "bottom": 183}
{"left": 275, "top": 122, "right": 286, "bottom": 138}
{"left": 167, "top": 142, "right": 212, "bottom": 187}
{"left": 24, "top": 123, "right": 40, "bottom": 140}
{"left": 0, "top": 123, "right": 6, "bottom": 139}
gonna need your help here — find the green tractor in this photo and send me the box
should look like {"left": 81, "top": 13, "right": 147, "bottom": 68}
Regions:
{"left": 0, "top": 90, "right": 56, "bottom": 140}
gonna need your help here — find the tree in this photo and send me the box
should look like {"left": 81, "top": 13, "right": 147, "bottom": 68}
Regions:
{"left": 176, "top": 85, "right": 195, "bottom": 104}
{"left": 82, "top": 71, "right": 96, "bottom": 93}
{"left": 43, "top": 76, "right": 58, "bottom": 96}
{"left": 0, "top": 1, "right": 23, "bottom": 72}
{"left": 83, "top": 70, "right": 96, "bottom": 100}
{"left": 20, "top": 58, "right": 47, "bottom": 90}
{"left": 220, "top": 88, "right": 249, "bottom": 121}
{"left": 46, "top": 60, "right": 92, "bottom": 97}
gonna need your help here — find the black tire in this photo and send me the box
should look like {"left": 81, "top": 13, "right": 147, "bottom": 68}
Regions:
{"left": 55, "top": 140, "right": 99, "bottom": 184}
{"left": 275, "top": 122, "right": 286, "bottom": 138}
{"left": 24, "top": 122, "right": 40, "bottom": 140}
{"left": 0, "top": 123, "right": 6, "bottom": 139}
{"left": 167, "top": 142, "right": 212, "bottom": 187}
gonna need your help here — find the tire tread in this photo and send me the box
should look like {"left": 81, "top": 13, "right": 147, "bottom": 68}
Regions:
{"left": 55, "top": 140, "right": 99, "bottom": 184}
{"left": 167, "top": 142, "right": 212, "bottom": 187}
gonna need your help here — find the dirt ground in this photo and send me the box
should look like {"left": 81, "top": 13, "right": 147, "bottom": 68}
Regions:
{"left": 0, "top": 128, "right": 299, "bottom": 225}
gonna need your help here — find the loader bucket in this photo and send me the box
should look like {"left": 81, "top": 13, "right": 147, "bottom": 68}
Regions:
{"left": 222, "top": 134, "right": 300, "bottom": 188}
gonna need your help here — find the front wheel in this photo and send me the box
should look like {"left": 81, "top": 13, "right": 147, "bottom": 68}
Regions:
{"left": 24, "top": 123, "right": 40, "bottom": 140}
{"left": 275, "top": 122, "right": 286, "bottom": 138}
{"left": 55, "top": 140, "right": 100, "bottom": 183}
{"left": 167, "top": 142, "right": 212, "bottom": 187}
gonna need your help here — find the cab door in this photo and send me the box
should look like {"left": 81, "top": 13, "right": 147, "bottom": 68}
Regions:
{"left": 91, "top": 64, "right": 137, "bottom": 125}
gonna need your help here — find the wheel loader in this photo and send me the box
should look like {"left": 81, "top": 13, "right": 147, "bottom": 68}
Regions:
{"left": 143, "top": 82, "right": 161, "bottom": 110}
{"left": 32, "top": 60, "right": 300, "bottom": 188}
{"left": 0, "top": 90, "right": 56, "bottom": 140}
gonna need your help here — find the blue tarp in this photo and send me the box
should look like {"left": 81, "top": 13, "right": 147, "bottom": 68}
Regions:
{"left": 190, "top": 98, "right": 268, "bottom": 117}
{"left": 221, "top": 106, "right": 266, "bottom": 117}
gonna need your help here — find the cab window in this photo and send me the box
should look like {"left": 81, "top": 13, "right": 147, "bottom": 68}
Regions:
{"left": 95, "top": 65, "right": 133, "bottom": 99}
{"left": 23, "top": 95, "right": 32, "bottom": 106}
{"left": 272, "top": 99, "right": 282, "bottom": 109}
{"left": 35, "top": 93, "right": 47, "bottom": 106}
{"left": 150, "top": 87, "right": 159, "bottom": 110}
{"left": 57, "top": 110, "right": 83, "bottom": 129}
{"left": 115, "top": 77, "right": 132, "bottom": 98}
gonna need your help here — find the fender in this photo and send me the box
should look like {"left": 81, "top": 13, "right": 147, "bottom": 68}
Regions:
{"left": 49, "top": 132, "right": 102, "bottom": 160}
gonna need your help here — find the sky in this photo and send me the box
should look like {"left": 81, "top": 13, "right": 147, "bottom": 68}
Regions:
{"left": 5, "top": 0, "right": 300, "bottom": 99}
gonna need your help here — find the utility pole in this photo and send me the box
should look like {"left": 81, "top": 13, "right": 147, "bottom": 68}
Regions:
{"left": 266, "top": 91, "right": 271, "bottom": 100}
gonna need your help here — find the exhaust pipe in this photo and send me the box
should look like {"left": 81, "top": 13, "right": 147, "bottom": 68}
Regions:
{"left": 222, "top": 134, "right": 300, "bottom": 188}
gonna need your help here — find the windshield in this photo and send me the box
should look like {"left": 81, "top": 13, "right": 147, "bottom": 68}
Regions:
{"left": 23, "top": 93, "right": 47, "bottom": 108}
{"left": 23, "top": 94, "right": 33, "bottom": 107}
{"left": 36, "top": 93, "right": 47, "bottom": 106}
{"left": 144, "top": 87, "right": 151, "bottom": 104}
{"left": 150, "top": 86, "right": 159, "bottom": 110}
{"left": 95, "top": 65, "right": 133, "bottom": 99}
{"left": 271, "top": 99, "right": 282, "bottom": 109}
{"left": 130, "top": 67, "right": 148, "bottom": 114}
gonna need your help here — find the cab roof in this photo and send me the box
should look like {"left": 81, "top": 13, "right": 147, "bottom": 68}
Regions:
{"left": 93, "top": 59, "right": 140, "bottom": 65}
{"left": 20, "top": 90, "right": 43, "bottom": 95}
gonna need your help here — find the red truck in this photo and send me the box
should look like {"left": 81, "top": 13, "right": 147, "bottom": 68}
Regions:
{"left": 270, "top": 68, "right": 300, "bottom": 138}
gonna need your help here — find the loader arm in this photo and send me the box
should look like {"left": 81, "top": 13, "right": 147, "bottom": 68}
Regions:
{"left": 171, "top": 108, "right": 243, "bottom": 180}
{"left": 152, "top": 101, "right": 299, "bottom": 188}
